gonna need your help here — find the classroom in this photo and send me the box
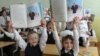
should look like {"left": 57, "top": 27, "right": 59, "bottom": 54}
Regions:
{"left": 0, "top": 0, "right": 100, "bottom": 56}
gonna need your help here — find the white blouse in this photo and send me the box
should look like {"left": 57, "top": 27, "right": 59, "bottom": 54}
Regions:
{"left": 52, "top": 25, "right": 79, "bottom": 56}
{"left": 14, "top": 27, "right": 48, "bottom": 51}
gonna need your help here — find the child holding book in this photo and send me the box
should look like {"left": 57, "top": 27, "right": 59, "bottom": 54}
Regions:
{"left": 14, "top": 20, "right": 48, "bottom": 56}
{"left": 52, "top": 18, "right": 79, "bottom": 56}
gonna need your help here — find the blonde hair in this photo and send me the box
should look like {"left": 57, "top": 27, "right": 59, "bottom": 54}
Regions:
{"left": 27, "top": 31, "right": 39, "bottom": 39}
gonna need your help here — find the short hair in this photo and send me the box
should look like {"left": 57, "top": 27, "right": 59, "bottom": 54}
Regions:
{"left": 88, "top": 14, "right": 95, "bottom": 22}
{"left": 47, "top": 21, "right": 52, "bottom": 25}
{"left": 62, "top": 35, "right": 74, "bottom": 44}
{"left": 46, "top": 21, "right": 52, "bottom": 27}
{"left": 27, "top": 31, "right": 39, "bottom": 38}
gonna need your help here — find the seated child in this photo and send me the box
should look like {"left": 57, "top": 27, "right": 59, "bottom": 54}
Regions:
{"left": 46, "top": 21, "right": 55, "bottom": 44}
{"left": 87, "top": 20, "right": 96, "bottom": 38}
{"left": 51, "top": 18, "right": 79, "bottom": 56}
{"left": 79, "top": 17, "right": 90, "bottom": 47}
{"left": 13, "top": 20, "right": 48, "bottom": 56}
{"left": 0, "top": 20, "right": 20, "bottom": 56}
{"left": 37, "top": 20, "right": 55, "bottom": 44}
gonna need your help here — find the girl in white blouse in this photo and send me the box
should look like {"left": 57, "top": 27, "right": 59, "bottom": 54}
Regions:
{"left": 0, "top": 20, "right": 48, "bottom": 56}
{"left": 51, "top": 18, "right": 79, "bottom": 56}
{"left": 0, "top": 20, "right": 17, "bottom": 56}
{"left": 15, "top": 20, "right": 48, "bottom": 56}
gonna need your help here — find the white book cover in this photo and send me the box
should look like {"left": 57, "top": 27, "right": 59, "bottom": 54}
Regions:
{"left": 10, "top": 3, "right": 41, "bottom": 28}
{"left": 10, "top": 4, "right": 28, "bottom": 28}
{"left": 51, "top": 0, "right": 67, "bottom": 22}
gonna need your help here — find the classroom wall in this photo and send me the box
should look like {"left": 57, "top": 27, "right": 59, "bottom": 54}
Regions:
{"left": 0, "top": 0, "right": 29, "bottom": 9}
{"left": 0, "top": 0, "right": 50, "bottom": 10}
{"left": 84, "top": 0, "right": 100, "bottom": 42}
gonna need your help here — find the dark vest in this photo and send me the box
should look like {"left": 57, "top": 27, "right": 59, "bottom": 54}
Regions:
{"left": 2, "top": 29, "right": 16, "bottom": 56}
{"left": 61, "top": 48, "right": 74, "bottom": 56}
{"left": 1, "top": 29, "right": 15, "bottom": 42}
{"left": 90, "top": 29, "right": 93, "bottom": 36}
{"left": 46, "top": 31, "right": 55, "bottom": 44}
{"left": 25, "top": 43, "right": 42, "bottom": 56}
{"left": 3, "top": 29, "right": 15, "bottom": 42}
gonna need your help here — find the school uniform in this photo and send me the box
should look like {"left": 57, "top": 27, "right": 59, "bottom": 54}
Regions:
{"left": 53, "top": 25, "right": 79, "bottom": 56}
{"left": 25, "top": 43, "right": 42, "bottom": 56}
{"left": 61, "top": 48, "right": 74, "bottom": 56}
{"left": 79, "top": 20, "right": 89, "bottom": 47}
{"left": 0, "top": 29, "right": 16, "bottom": 56}
{"left": 0, "top": 29, "right": 15, "bottom": 40}
{"left": 46, "top": 31, "right": 55, "bottom": 44}
{"left": 36, "top": 27, "right": 55, "bottom": 44}
{"left": 0, "top": 32, "right": 4, "bottom": 40}
{"left": 79, "top": 20, "right": 89, "bottom": 38}
{"left": 89, "top": 29, "right": 96, "bottom": 38}
{"left": 14, "top": 27, "right": 47, "bottom": 56}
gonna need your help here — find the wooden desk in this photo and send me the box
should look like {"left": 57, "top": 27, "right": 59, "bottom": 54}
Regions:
{"left": 90, "top": 37, "right": 98, "bottom": 42}
{"left": 44, "top": 44, "right": 58, "bottom": 56}
{"left": 0, "top": 41, "right": 15, "bottom": 48}
{"left": 44, "top": 44, "right": 99, "bottom": 56}
{"left": 79, "top": 47, "right": 99, "bottom": 56}
{"left": 90, "top": 37, "right": 98, "bottom": 46}
{"left": 0, "top": 41, "right": 15, "bottom": 56}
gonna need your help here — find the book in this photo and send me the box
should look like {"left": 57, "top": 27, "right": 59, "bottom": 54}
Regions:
{"left": 10, "top": 3, "right": 41, "bottom": 28}
{"left": 51, "top": 0, "right": 67, "bottom": 22}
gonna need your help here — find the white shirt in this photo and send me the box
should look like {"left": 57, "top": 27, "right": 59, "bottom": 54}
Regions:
{"left": 79, "top": 20, "right": 89, "bottom": 38}
{"left": 53, "top": 26, "right": 79, "bottom": 56}
{"left": 14, "top": 27, "right": 48, "bottom": 51}
{"left": 0, "top": 31, "right": 15, "bottom": 39}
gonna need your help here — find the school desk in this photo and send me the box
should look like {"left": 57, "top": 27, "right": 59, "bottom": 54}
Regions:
{"left": 43, "top": 44, "right": 99, "bottom": 56}
{"left": 0, "top": 41, "right": 15, "bottom": 56}
{"left": 79, "top": 47, "right": 99, "bottom": 56}
{"left": 90, "top": 37, "right": 98, "bottom": 46}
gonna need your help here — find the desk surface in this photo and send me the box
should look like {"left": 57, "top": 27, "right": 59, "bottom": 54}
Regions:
{"left": 90, "top": 37, "right": 98, "bottom": 42}
{"left": 0, "top": 41, "right": 15, "bottom": 48}
{"left": 44, "top": 44, "right": 99, "bottom": 56}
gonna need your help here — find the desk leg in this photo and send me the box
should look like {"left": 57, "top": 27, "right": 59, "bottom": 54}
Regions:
{"left": 1, "top": 48, "right": 3, "bottom": 56}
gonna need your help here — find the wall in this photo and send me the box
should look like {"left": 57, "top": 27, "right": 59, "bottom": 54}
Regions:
{"left": 0, "top": 0, "right": 30, "bottom": 10}
{"left": 0, "top": 0, "right": 50, "bottom": 10}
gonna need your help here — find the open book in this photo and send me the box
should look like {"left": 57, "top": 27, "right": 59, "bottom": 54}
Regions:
{"left": 10, "top": 3, "right": 41, "bottom": 28}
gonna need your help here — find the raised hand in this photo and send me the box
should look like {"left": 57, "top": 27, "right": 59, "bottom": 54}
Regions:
{"left": 73, "top": 16, "right": 80, "bottom": 29}
{"left": 51, "top": 17, "right": 56, "bottom": 30}
{"left": 0, "top": 27, "right": 5, "bottom": 32}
